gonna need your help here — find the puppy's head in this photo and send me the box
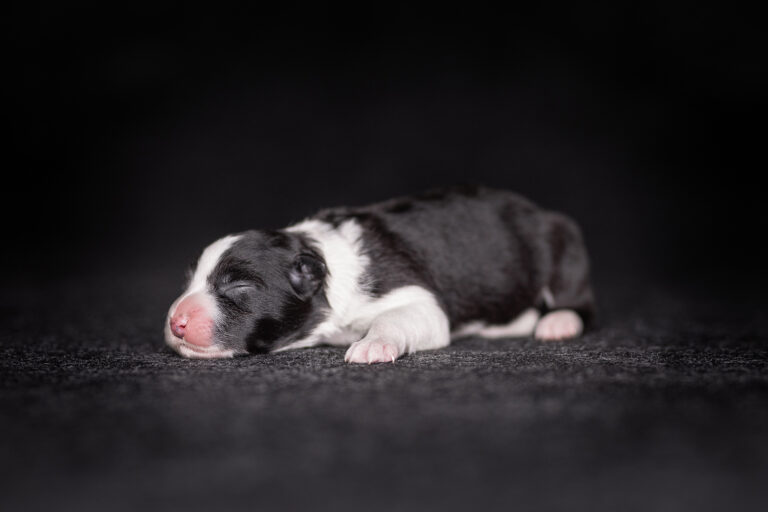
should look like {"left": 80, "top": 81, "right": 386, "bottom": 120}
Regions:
{"left": 165, "top": 230, "right": 327, "bottom": 358}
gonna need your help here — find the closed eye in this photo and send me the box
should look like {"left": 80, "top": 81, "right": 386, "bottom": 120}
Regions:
{"left": 221, "top": 282, "right": 256, "bottom": 294}
{"left": 221, "top": 268, "right": 266, "bottom": 289}
{"left": 219, "top": 283, "right": 258, "bottom": 310}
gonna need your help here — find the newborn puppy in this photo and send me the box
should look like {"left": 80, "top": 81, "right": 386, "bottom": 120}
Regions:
{"left": 165, "top": 186, "right": 595, "bottom": 363}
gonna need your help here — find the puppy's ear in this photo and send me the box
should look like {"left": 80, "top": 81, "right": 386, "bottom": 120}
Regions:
{"left": 288, "top": 253, "right": 326, "bottom": 299}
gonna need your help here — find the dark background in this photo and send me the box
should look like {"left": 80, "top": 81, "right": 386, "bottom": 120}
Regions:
{"left": 3, "top": 4, "right": 768, "bottom": 512}
{"left": 5, "top": 3, "right": 766, "bottom": 292}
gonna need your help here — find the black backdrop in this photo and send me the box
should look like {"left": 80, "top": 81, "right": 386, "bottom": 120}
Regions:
{"left": 6, "top": 4, "right": 766, "bottom": 297}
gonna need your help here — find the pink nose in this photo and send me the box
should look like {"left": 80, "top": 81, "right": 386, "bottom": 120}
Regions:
{"left": 169, "top": 315, "right": 187, "bottom": 339}
{"left": 169, "top": 293, "right": 214, "bottom": 347}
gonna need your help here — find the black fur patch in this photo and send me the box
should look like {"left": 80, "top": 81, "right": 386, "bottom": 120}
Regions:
{"left": 207, "top": 230, "right": 330, "bottom": 354}
{"left": 317, "top": 186, "right": 594, "bottom": 328}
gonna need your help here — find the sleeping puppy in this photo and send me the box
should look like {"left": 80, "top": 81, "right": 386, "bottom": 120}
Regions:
{"left": 165, "top": 186, "right": 595, "bottom": 363}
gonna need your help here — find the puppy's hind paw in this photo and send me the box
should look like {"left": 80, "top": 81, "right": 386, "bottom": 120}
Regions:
{"left": 534, "top": 310, "right": 583, "bottom": 341}
{"left": 345, "top": 339, "right": 400, "bottom": 364}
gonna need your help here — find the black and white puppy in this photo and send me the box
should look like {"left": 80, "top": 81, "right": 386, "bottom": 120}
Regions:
{"left": 165, "top": 186, "right": 595, "bottom": 363}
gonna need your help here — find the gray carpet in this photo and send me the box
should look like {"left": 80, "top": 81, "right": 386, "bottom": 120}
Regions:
{"left": 1, "top": 275, "right": 767, "bottom": 511}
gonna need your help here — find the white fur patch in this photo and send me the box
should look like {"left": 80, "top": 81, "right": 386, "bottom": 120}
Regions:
{"left": 287, "top": 219, "right": 369, "bottom": 321}
{"left": 452, "top": 307, "right": 540, "bottom": 339}
{"left": 172, "top": 342, "right": 235, "bottom": 359}
{"left": 186, "top": 234, "right": 242, "bottom": 297}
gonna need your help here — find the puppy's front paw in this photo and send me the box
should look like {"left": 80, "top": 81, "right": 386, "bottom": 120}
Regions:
{"left": 345, "top": 339, "right": 400, "bottom": 364}
{"left": 534, "top": 310, "right": 583, "bottom": 341}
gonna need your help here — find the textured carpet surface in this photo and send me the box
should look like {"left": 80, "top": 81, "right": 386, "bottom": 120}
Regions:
{"left": 1, "top": 275, "right": 767, "bottom": 511}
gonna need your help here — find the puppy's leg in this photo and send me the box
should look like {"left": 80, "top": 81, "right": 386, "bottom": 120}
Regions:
{"left": 345, "top": 298, "right": 450, "bottom": 364}
{"left": 535, "top": 212, "right": 596, "bottom": 341}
